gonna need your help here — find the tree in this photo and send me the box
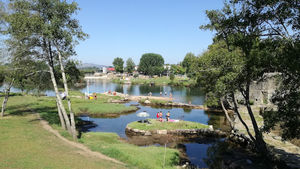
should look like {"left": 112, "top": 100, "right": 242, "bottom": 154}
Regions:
{"left": 200, "top": 0, "right": 300, "bottom": 162}
{"left": 182, "top": 52, "right": 197, "bottom": 77}
{"left": 113, "top": 57, "right": 124, "bottom": 73}
{"left": 170, "top": 64, "right": 185, "bottom": 75}
{"left": 125, "top": 58, "right": 135, "bottom": 73}
{"left": 5, "top": 0, "right": 87, "bottom": 139}
{"left": 138, "top": 53, "right": 164, "bottom": 76}
{"left": 196, "top": 41, "right": 244, "bottom": 130}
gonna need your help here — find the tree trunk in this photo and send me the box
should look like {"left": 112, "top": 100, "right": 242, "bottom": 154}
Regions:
{"left": 220, "top": 97, "right": 234, "bottom": 130}
{"left": 243, "top": 83, "right": 269, "bottom": 156}
{"left": 232, "top": 92, "right": 256, "bottom": 142}
{"left": 57, "top": 101, "right": 66, "bottom": 130}
{"left": 56, "top": 45, "right": 77, "bottom": 140}
{"left": 48, "top": 61, "right": 72, "bottom": 134}
{"left": 1, "top": 78, "right": 14, "bottom": 117}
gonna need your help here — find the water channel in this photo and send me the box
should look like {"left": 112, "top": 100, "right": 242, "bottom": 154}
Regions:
{"left": 78, "top": 80, "right": 230, "bottom": 168}
{"left": 1, "top": 80, "right": 231, "bottom": 168}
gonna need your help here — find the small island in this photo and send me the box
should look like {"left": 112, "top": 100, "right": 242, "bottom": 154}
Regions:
{"left": 126, "top": 119, "right": 226, "bottom": 138}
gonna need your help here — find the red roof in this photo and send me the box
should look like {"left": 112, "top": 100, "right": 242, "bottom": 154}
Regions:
{"left": 108, "top": 67, "right": 115, "bottom": 71}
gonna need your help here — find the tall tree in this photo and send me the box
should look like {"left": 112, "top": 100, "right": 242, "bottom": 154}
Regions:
{"left": 182, "top": 52, "right": 197, "bottom": 77}
{"left": 125, "top": 58, "right": 135, "bottom": 73}
{"left": 138, "top": 53, "right": 164, "bottom": 76}
{"left": 113, "top": 57, "right": 124, "bottom": 73}
{"left": 5, "top": 0, "right": 87, "bottom": 139}
{"left": 200, "top": 0, "right": 300, "bottom": 161}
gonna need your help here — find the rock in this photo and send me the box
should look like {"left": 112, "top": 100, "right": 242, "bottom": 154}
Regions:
{"left": 209, "top": 125, "right": 214, "bottom": 131}
{"left": 157, "top": 130, "right": 167, "bottom": 135}
{"left": 145, "top": 131, "right": 152, "bottom": 136}
{"left": 144, "top": 100, "right": 151, "bottom": 104}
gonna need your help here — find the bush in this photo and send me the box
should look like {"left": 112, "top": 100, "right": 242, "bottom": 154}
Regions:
{"left": 169, "top": 73, "right": 175, "bottom": 81}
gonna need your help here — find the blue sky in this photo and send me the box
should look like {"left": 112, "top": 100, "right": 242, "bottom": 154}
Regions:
{"left": 74, "top": 0, "right": 224, "bottom": 66}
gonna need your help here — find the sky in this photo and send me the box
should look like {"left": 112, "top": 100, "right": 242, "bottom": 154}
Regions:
{"left": 74, "top": 0, "right": 224, "bottom": 66}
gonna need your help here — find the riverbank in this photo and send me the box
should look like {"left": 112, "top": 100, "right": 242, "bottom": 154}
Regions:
{"left": 112, "top": 76, "right": 196, "bottom": 87}
{"left": 0, "top": 94, "right": 181, "bottom": 169}
{"left": 233, "top": 106, "right": 300, "bottom": 169}
{"left": 0, "top": 115, "right": 127, "bottom": 169}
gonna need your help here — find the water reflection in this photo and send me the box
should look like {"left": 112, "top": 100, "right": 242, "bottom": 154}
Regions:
{"left": 80, "top": 80, "right": 205, "bottom": 105}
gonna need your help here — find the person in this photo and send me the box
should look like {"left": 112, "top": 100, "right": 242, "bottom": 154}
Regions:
{"left": 165, "top": 91, "right": 167, "bottom": 96}
{"left": 160, "top": 91, "right": 162, "bottom": 96}
{"left": 156, "top": 112, "right": 160, "bottom": 120}
{"left": 159, "top": 111, "right": 163, "bottom": 122}
{"left": 169, "top": 92, "right": 172, "bottom": 98}
{"left": 60, "top": 92, "right": 66, "bottom": 100}
{"left": 166, "top": 111, "right": 170, "bottom": 121}
{"left": 93, "top": 93, "right": 97, "bottom": 100}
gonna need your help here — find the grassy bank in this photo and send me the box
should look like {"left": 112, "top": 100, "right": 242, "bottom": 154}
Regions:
{"left": 112, "top": 76, "right": 196, "bottom": 87}
{"left": 128, "top": 119, "right": 209, "bottom": 131}
{"left": 1, "top": 94, "right": 180, "bottom": 169}
{"left": 0, "top": 115, "right": 127, "bottom": 169}
{"left": 79, "top": 132, "right": 179, "bottom": 169}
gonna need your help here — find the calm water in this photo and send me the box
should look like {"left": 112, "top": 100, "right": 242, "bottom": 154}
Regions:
{"left": 2, "top": 80, "right": 229, "bottom": 168}
{"left": 81, "top": 79, "right": 205, "bottom": 105}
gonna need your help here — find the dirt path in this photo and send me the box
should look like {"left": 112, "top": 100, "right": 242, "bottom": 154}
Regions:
{"left": 234, "top": 106, "right": 300, "bottom": 168}
{"left": 37, "top": 114, "right": 125, "bottom": 166}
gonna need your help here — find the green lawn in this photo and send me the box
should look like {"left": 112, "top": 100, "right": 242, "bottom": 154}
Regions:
{"left": 127, "top": 119, "right": 209, "bottom": 131}
{"left": 79, "top": 132, "right": 179, "bottom": 169}
{"left": 1, "top": 94, "right": 180, "bottom": 169}
{"left": 0, "top": 115, "right": 127, "bottom": 169}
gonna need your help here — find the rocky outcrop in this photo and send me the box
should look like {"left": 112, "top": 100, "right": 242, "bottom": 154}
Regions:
{"left": 125, "top": 125, "right": 227, "bottom": 138}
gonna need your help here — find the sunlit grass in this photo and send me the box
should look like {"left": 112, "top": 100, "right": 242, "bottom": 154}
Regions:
{"left": 79, "top": 132, "right": 179, "bottom": 169}
{"left": 128, "top": 119, "right": 209, "bottom": 131}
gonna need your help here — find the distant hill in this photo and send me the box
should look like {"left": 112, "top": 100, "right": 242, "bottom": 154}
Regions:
{"left": 78, "top": 63, "right": 107, "bottom": 69}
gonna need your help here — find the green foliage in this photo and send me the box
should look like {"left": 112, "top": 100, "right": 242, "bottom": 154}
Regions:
{"left": 138, "top": 53, "right": 164, "bottom": 76}
{"left": 182, "top": 52, "right": 197, "bottom": 77}
{"left": 113, "top": 57, "right": 124, "bottom": 73}
{"left": 169, "top": 73, "right": 175, "bottom": 81}
{"left": 201, "top": 0, "right": 300, "bottom": 145}
{"left": 170, "top": 64, "right": 185, "bottom": 75}
{"left": 196, "top": 41, "right": 244, "bottom": 107}
{"left": 125, "top": 58, "right": 135, "bottom": 73}
{"left": 55, "top": 60, "right": 83, "bottom": 87}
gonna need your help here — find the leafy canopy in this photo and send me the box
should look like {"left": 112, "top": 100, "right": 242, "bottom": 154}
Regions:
{"left": 138, "top": 53, "right": 164, "bottom": 76}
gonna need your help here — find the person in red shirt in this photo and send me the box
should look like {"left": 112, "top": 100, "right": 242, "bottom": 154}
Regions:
{"left": 156, "top": 112, "right": 160, "bottom": 120}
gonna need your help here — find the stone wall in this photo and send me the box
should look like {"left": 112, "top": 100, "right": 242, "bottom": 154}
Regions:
{"left": 235, "top": 73, "right": 280, "bottom": 105}
{"left": 125, "top": 125, "right": 227, "bottom": 138}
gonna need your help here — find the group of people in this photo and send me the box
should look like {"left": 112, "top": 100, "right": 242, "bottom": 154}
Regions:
{"left": 156, "top": 111, "right": 171, "bottom": 122}
{"left": 159, "top": 91, "right": 172, "bottom": 98}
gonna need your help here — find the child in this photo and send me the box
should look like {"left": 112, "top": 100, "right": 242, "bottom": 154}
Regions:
{"left": 166, "top": 111, "right": 170, "bottom": 121}
{"left": 159, "top": 111, "right": 163, "bottom": 122}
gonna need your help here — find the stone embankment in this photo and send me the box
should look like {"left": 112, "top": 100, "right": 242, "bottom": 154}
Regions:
{"left": 125, "top": 125, "right": 227, "bottom": 138}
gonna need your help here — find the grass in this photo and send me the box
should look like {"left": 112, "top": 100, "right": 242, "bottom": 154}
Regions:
{"left": 1, "top": 94, "right": 180, "bottom": 169}
{"left": 0, "top": 115, "right": 127, "bottom": 169}
{"left": 127, "top": 119, "right": 209, "bottom": 131}
{"left": 79, "top": 132, "right": 179, "bottom": 169}
{"left": 112, "top": 76, "right": 196, "bottom": 87}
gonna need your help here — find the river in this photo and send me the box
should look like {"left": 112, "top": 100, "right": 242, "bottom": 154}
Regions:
{"left": 1, "top": 79, "right": 230, "bottom": 168}
{"left": 79, "top": 80, "right": 230, "bottom": 168}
